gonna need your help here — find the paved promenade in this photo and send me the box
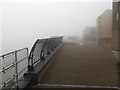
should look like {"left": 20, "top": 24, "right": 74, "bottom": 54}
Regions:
{"left": 38, "top": 41, "right": 118, "bottom": 87}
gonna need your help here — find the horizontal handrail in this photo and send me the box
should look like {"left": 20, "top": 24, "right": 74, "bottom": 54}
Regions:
{"left": 0, "top": 48, "right": 28, "bottom": 58}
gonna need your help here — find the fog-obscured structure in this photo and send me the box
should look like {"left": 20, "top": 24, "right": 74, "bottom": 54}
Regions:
{"left": 0, "top": 0, "right": 112, "bottom": 55}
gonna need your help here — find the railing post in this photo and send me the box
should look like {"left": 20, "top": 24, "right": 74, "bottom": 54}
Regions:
{"left": 28, "top": 58, "right": 34, "bottom": 71}
{"left": 28, "top": 51, "right": 34, "bottom": 71}
{"left": 15, "top": 51, "right": 19, "bottom": 89}
{"left": 41, "top": 51, "right": 45, "bottom": 60}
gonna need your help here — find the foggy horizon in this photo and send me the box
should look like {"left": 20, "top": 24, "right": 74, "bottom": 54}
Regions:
{"left": 0, "top": 0, "right": 112, "bottom": 55}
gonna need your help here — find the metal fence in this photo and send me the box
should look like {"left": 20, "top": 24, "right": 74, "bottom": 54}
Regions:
{"left": 28, "top": 37, "right": 63, "bottom": 71}
{"left": 0, "top": 48, "right": 28, "bottom": 89}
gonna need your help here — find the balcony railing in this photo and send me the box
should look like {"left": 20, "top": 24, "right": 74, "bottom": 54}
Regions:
{"left": 0, "top": 48, "right": 28, "bottom": 89}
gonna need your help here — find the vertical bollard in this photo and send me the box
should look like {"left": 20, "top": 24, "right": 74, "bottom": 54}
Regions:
{"left": 15, "top": 51, "right": 18, "bottom": 89}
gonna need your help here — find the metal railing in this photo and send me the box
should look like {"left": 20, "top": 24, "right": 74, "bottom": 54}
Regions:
{"left": 0, "top": 37, "right": 63, "bottom": 89}
{"left": 0, "top": 48, "right": 28, "bottom": 89}
{"left": 28, "top": 37, "right": 63, "bottom": 71}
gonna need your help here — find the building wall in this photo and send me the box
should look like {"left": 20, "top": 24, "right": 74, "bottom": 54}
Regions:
{"left": 118, "top": 1, "right": 120, "bottom": 85}
{"left": 112, "top": 1, "right": 120, "bottom": 50}
{"left": 96, "top": 9, "right": 112, "bottom": 48}
{"left": 83, "top": 26, "right": 97, "bottom": 43}
{"left": 112, "top": 30, "right": 119, "bottom": 50}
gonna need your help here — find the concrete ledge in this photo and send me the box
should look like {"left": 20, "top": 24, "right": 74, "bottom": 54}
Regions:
{"left": 22, "top": 44, "right": 63, "bottom": 89}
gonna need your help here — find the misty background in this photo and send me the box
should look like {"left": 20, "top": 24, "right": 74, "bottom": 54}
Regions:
{"left": 0, "top": 0, "right": 112, "bottom": 55}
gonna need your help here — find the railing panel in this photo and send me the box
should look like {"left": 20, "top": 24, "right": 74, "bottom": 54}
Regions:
{"left": 33, "top": 42, "right": 44, "bottom": 63}
{"left": 2, "top": 66, "right": 16, "bottom": 86}
{"left": 0, "top": 58, "right": 2, "bottom": 70}
{"left": 0, "top": 48, "right": 28, "bottom": 89}
{"left": 47, "top": 39, "right": 53, "bottom": 53}
{"left": 2, "top": 54, "right": 15, "bottom": 68}
{"left": 43, "top": 44, "right": 48, "bottom": 55}
{"left": 17, "top": 49, "right": 28, "bottom": 62}
{"left": 28, "top": 37, "right": 63, "bottom": 70}
{"left": 17, "top": 58, "right": 28, "bottom": 79}
{"left": 0, "top": 58, "right": 2, "bottom": 88}
{"left": 0, "top": 74, "right": 1, "bottom": 89}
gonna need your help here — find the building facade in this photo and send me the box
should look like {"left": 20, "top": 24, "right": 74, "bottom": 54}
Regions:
{"left": 83, "top": 26, "right": 97, "bottom": 43}
{"left": 112, "top": 1, "right": 120, "bottom": 50}
{"left": 96, "top": 9, "right": 112, "bottom": 48}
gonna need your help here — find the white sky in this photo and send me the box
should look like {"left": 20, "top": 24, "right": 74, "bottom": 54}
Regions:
{"left": 2, "top": 0, "right": 112, "bottom": 2}
{"left": 0, "top": 0, "right": 112, "bottom": 55}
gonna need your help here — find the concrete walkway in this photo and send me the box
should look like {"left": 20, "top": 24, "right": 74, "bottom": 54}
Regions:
{"left": 38, "top": 41, "right": 118, "bottom": 87}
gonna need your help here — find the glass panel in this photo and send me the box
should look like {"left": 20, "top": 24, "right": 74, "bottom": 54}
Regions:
{"left": 33, "top": 43, "right": 44, "bottom": 63}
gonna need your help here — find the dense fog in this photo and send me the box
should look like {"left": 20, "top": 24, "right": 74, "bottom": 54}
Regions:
{"left": 0, "top": 0, "right": 112, "bottom": 55}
